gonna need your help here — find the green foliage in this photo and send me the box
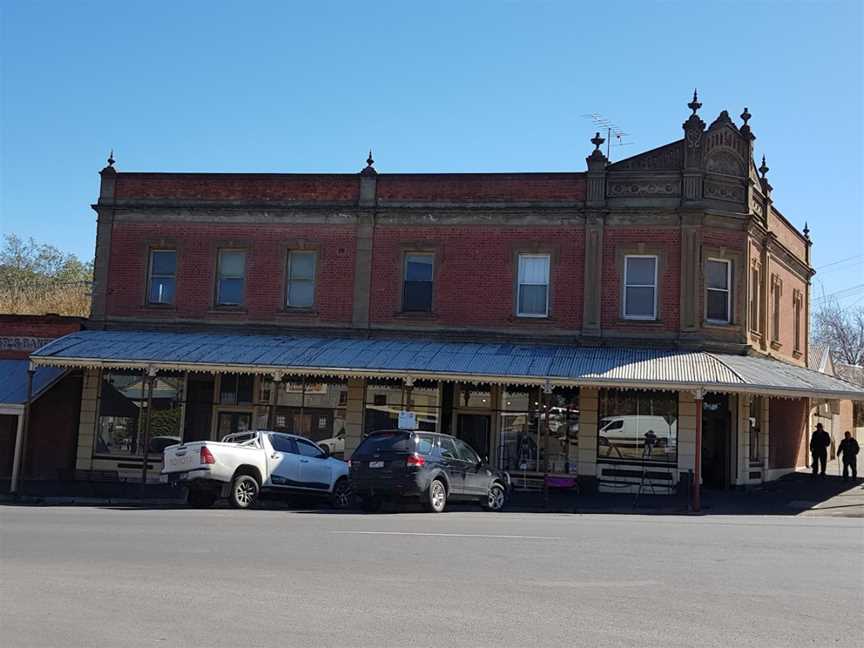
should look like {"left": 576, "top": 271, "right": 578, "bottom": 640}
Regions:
{"left": 0, "top": 234, "right": 93, "bottom": 315}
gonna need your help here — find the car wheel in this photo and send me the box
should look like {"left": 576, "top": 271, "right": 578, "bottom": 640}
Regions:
{"left": 330, "top": 478, "right": 352, "bottom": 509}
{"left": 229, "top": 474, "right": 259, "bottom": 509}
{"left": 319, "top": 443, "right": 330, "bottom": 454}
{"left": 359, "top": 496, "right": 382, "bottom": 513}
{"left": 425, "top": 478, "right": 447, "bottom": 513}
{"left": 482, "top": 482, "right": 506, "bottom": 512}
{"left": 187, "top": 488, "right": 217, "bottom": 508}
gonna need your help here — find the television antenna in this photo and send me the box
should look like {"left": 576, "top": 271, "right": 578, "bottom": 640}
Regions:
{"left": 581, "top": 113, "right": 635, "bottom": 161}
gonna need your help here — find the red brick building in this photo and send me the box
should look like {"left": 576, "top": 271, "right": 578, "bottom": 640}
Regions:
{"left": 26, "top": 94, "right": 864, "bottom": 498}
{"left": 0, "top": 315, "right": 84, "bottom": 491}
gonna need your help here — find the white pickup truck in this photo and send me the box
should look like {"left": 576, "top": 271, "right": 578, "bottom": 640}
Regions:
{"left": 162, "top": 431, "right": 351, "bottom": 509}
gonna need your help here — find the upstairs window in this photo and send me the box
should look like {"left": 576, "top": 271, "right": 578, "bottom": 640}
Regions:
{"left": 705, "top": 259, "right": 731, "bottom": 324}
{"left": 623, "top": 255, "right": 657, "bottom": 320}
{"left": 402, "top": 253, "right": 434, "bottom": 312}
{"left": 750, "top": 266, "right": 761, "bottom": 333}
{"left": 217, "top": 250, "right": 246, "bottom": 306}
{"left": 286, "top": 250, "right": 317, "bottom": 308}
{"left": 517, "top": 254, "right": 550, "bottom": 317}
{"left": 148, "top": 250, "right": 176, "bottom": 305}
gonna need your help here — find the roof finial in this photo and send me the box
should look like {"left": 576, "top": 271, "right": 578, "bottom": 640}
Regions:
{"left": 107, "top": 149, "right": 115, "bottom": 167}
{"left": 688, "top": 88, "right": 702, "bottom": 115}
{"left": 803, "top": 222, "right": 810, "bottom": 239}
{"left": 740, "top": 107, "right": 751, "bottom": 126}
{"left": 361, "top": 149, "right": 377, "bottom": 176}
{"left": 758, "top": 154, "right": 769, "bottom": 178}
{"left": 366, "top": 149, "right": 374, "bottom": 168}
{"left": 590, "top": 131, "right": 605, "bottom": 151}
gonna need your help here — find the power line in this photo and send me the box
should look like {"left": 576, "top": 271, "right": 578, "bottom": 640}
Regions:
{"left": 812, "top": 283, "right": 864, "bottom": 302}
{"left": 814, "top": 254, "right": 864, "bottom": 270}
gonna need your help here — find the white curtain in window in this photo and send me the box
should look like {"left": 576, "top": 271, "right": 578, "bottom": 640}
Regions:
{"left": 519, "top": 255, "right": 549, "bottom": 285}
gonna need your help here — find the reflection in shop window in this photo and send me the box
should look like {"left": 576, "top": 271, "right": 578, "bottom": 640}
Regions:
{"left": 257, "top": 379, "right": 350, "bottom": 455}
{"left": 597, "top": 389, "right": 678, "bottom": 464}
{"left": 220, "top": 374, "right": 254, "bottom": 405}
{"left": 96, "top": 371, "right": 185, "bottom": 457}
{"left": 497, "top": 386, "right": 580, "bottom": 475}
{"left": 364, "top": 380, "right": 439, "bottom": 434}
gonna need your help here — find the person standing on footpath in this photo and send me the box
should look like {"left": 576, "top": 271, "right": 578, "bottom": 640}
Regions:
{"left": 837, "top": 431, "right": 859, "bottom": 481}
{"left": 809, "top": 423, "right": 831, "bottom": 477}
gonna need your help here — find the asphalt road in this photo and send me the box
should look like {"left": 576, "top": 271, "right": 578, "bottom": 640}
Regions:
{"left": 1, "top": 505, "right": 862, "bottom": 648}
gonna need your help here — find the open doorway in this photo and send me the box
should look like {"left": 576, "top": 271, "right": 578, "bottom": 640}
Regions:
{"left": 702, "top": 393, "right": 731, "bottom": 489}
{"left": 457, "top": 414, "right": 491, "bottom": 460}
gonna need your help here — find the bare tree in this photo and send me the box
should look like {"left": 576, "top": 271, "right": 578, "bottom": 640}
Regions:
{"left": 812, "top": 298, "right": 864, "bottom": 366}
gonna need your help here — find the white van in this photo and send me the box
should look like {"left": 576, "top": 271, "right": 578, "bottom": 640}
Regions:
{"left": 598, "top": 415, "right": 677, "bottom": 461}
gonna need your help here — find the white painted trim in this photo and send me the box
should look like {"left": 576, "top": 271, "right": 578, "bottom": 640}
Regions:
{"left": 622, "top": 254, "right": 658, "bottom": 320}
{"left": 765, "top": 467, "right": 796, "bottom": 481}
{"left": 705, "top": 257, "right": 732, "bottom": 325}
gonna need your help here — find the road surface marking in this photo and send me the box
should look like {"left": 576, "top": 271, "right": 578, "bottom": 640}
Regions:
{"left": 332, "top": 531, "right": 562, "bottom": 540}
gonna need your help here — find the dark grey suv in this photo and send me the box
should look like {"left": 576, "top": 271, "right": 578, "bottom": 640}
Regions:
{"left": 349, "top": 430, "right": 511, "bottom": 513}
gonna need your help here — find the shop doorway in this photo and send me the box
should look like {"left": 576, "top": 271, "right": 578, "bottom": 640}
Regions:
{"left": 184, "top": 375, "right": 214, "bottom": 442}
{"left": 702, "top": 394, "right": 731, "bottom": 489}
{"left": 457, "top": 414, "right": 491, "bottom": 460}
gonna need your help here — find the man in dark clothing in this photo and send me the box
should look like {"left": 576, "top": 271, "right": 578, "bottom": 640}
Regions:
{"left": 837, "top": 431, "right": 860, "bottom": 481}
{"left": 810, "top": 423, "right": 831, "bottom": 477}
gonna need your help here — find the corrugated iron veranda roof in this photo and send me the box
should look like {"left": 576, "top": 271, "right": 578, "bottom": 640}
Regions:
{"left": 29, "top": 330, "right": 864, "bottom": 399}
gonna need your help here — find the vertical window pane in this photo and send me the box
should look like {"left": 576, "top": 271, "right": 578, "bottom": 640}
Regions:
{"left": 624, "top": 286, "right": 655, "bottom": 318}
{"left": 219, "top": 251, "right": 245, "bottom": 276}
{"left": 517, "top": 254, "right": 549, "bottom": 316}
{"left": 149, "top": 277, "right": 175, "bottom": 305}
{"left": 288, "top": 282, "right": 315, "bottom": 308}
{"left": 151, "top": 250, "right": 176, "bottom": 275}
{"left": 405, "top": 255, "right": 434, "bottom": 281}
{"left": 706, "top": 260, "right": 728, "bottom": 290}
{"left": 218, "top": 278, "right": 244, "bottom": 305}
{"left": 149, "top": 250, "right": 176, "bottom": 305}
{"left": 518, "top": 284, "right": 547, "bottom": 315}
{"left": 289, "top": 251, "right": 316, "bottom": 280}
{"left": 518, "top": 255, "right": 549, "bottom": 285}
{"left": 706, "top": 290, "right": 729, "bottom": 322}
{"left": 403, "top": 254, "right": 434, "bottom": 312}
{"left": 625, "top": 257, "right": 656, "bottom": 286}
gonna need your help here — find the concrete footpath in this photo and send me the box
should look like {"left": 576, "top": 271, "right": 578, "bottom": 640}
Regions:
{"left": 3, "top": 472, "right": 863, "bottom": 517}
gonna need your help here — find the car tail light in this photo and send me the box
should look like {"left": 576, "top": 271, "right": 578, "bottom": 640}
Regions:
{"left": 200, "top": 446, "right": 216, "bottom": 465}
{"left": 406, "top": 453, "right": 425, "bottom": 467}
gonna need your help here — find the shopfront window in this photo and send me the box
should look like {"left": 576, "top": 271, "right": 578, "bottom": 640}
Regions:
{"left": 597, "top": 389, "right": 678, "bottom": 464}
{"left": 364, "top": 380, "right": 440, "bottom": 434}
{"left": 220, "top": 374, "right": 254, "bottom": 405}
{"left": 264, "top": 380, "right": 349, "bottom": 452}
{"left": 96, "top": 371, "right": 185, "bottom": 457}
{"left": 497, "top": 386, "right": 579, "bottom": 474}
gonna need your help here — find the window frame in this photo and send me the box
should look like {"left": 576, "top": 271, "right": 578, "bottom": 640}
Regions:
{"left": 285, "top": 249, "right": 318, "bottom": 309}
{"left": 516, "top": 253, "right": 551, "bottom": 318}
{"left": 705, "top": 258, "right": 732, "bottom": 325}
{"left": 147, "top": 249, "right": 177, "bottom": 306}
{"left": 401, "top": 251, "right": 435, "bottom": 313}
{"left": 622, "top": 254, "right": 658, "bottom": 321}
{"left": 215, "top": 248, "right": 247, "bottom": 307}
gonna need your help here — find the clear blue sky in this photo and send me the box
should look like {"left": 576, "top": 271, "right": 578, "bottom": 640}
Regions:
{"left": 1, "top": 1, "right": 861, "bottom": 304}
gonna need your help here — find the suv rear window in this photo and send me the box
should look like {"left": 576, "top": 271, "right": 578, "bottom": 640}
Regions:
{"left": 415, "top": 434, "right": 437, "bottom": 456}
{"left": 354, "top": 431, "right": 411, "bottom": 456}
